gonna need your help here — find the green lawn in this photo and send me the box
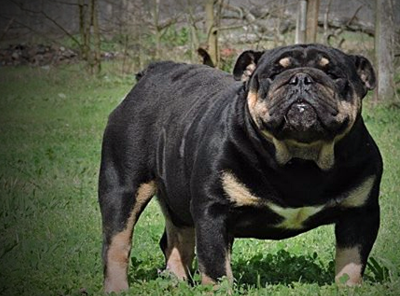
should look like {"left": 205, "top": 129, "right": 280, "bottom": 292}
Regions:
{"left": 0, "top": 64, "right": 399, "bottom": 295}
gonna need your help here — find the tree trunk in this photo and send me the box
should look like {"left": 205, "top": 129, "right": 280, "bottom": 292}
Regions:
{"left": 375, "top": 0, "right": 395, "bottom": 102}
{"left": 78, "top": 0, "right": 89, "bottom": 61}
{"left": 205, "top": 0, "right": 219, "bottom": 67}
{"left": 154, "top": 0, "right": 161, "bottom": 60}
{"left": 187, "top": 0, "right": 199, "bottom": 62}
{"left": 306, "top": 0, "right": 320, "bottom": 43}
{"left": 295, "top": 0, "right": 307, "bottom": 44}
{"left": 91, "top": 0, "right": 101, "bottom": 74}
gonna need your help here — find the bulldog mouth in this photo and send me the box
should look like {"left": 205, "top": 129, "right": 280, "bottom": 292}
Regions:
{"left": 260, "top": 94, "right": 332, "bottom": 144}
{"left": 286, "top": 101, "right": 317, "bottom": 131}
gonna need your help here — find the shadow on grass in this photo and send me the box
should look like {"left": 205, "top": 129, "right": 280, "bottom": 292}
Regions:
{"left": 128, "top": 250, "right": 389, "bottom": 288}
{"left": 128, "top": 249, "right": 335, "bottom": 286}
{"left": 232, "top": 250, "right": 335, "bottom": 286}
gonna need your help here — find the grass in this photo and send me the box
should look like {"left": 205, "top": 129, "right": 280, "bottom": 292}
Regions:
{"left": 0, "top": 62, "right": 399, "bottom": 296}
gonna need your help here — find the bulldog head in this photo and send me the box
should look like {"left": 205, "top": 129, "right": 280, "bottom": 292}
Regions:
{"left": 233, "top": 44, "right": 376, "bottom": 170}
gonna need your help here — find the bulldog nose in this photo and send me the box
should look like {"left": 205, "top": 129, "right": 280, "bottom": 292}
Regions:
{"left": 289, "top": 73, "right": 314, "bottom": 86}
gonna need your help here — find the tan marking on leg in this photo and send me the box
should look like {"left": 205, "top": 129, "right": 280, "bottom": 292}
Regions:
{"left": 341, "top": 176, "right": 375, "bottom": 207}
{"left": 201, "top": 274, "right": 216, "bottom": 285}
{"left": 200, "top": 253, "right": 233, "bottom": 288}
{"left": 164, "top": 219, "right": 195, "bottom": 280}
{"left": 225, "top": 251, "right": 233, "bottom": 282}
{"left": 335, "top": 246, "right": 363, "bottom": 286}
{"left": 279, "top": 57, "right": 291, "bottom": 67}
{"left": 221, "top": 172, "right": 263, "bottom": 207}
{"left": 104, "top": 181, "right": 156, "bottom": 293}
{"left": 104, "top": 233, "right": 131, "bottom": 293}
{"left": 198, "top": 245, "right": 233, "bottom": 286}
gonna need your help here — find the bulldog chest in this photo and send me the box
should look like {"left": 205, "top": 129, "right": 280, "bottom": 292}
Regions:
{"left": 221, "top": 171, "right": 375, "bottom": 231}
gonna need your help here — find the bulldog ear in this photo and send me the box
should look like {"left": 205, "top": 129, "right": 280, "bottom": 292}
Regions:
{"left": 233, "top": 50, "right": 264, "bottom": 81}
{"left": 351, "top": 55, "right": 376, "bottom": 90}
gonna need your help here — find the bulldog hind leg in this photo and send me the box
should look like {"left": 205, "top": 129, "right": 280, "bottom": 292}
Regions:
{"left": 99, "top": 131, "right": 157, "bottom": 293}
{"left": 159, "top": 217, "right": 196, "bottom": 280}
{"left": 99, "top": 176, "right": 156, "bottom": 293}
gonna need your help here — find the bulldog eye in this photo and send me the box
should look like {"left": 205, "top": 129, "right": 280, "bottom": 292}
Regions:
{"left": 335, "top": 78, "right": 348, "bottom": 91}
{"left": 269, "top": 73, "right": 278, "bottom": 81}
{"left": 327, "top": 71, "right": 340, "bottom": 80}
{"left": 259, "top": 76, "right": 273, "bottom": 92}
{"left": 260, "top": 73, "right": 276, "bottom": 82}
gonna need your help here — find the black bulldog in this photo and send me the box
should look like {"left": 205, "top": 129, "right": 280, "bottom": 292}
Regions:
{"left": 99, "top": 44, "right": 382, "bottom": 293}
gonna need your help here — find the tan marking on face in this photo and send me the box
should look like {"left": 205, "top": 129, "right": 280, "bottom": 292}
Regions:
{"left": 221, "top": 171, "right": 263, "bottom": 207}
{"left": 319, "top": 57, "right": 330, "bottom": 67}
{"left": 335, "top": 96, "right": 360, "bottom": 142}
{"left": 279, "top": 57, "right": 291, "bottom": 67}
{"left": 164, "top": 219, "right": 195, "bottom": 280}
{"left": 337, "top": 100, "right": 358, "bottom": 125}
{"left": 341, "top": 176, "right": 375, "bottom": 207}
{"left": 284, "top": 139, "right": 322, "bottom": 163}
{"left": 247, "top": 91, "right": 270, "bottom": 129}
{"left": 104, "top": 181, "right": 156, "bottom": 293}
{"left": 247, "top": 91, "right": 258, "bottom": 111}
{"left": 335, "top": 246, "right": 363, "bottom": 286}
{"left": 273, "top": 138, "right": 291, "bottom": 165}
{"left": 317, "top": 142, "right": 335, "bottom": 170}
{"left": 268, "top": 203, "right": 324, "bottom": 229}
{"left": 274, "top": 139, "right": 335, "bottom": 170}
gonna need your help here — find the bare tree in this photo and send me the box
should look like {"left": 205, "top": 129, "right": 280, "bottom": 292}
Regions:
{"left": 186, "top": 0, "right": 201, "bottom": 62}
{"left": 295, "top": 0, "right": 307, "bottom": 43}
{"left": 375, "top": 0, "right": 396, "bottom": 102}
{"left": 306, "top": 0, "right": 320, "bottom": 43}
{"left": 205, "top": 0, "right": 219, "bottom": 67}
{"left": 90, "top": 0, "right": 101, "bottom": 73}
{"left": 295, "top": 0, "right": 320, "bottom": 44}
{"left": 153, "top": 0, "right": 162, "bottom": 60}
{"left": 142, "top": 0, "right": 182, "bottom": 60}
{"left": 4, "top": 0, "right": 101, "bottom": 73}
{"left": 78, "top": 0, "right": 101, "bottom": 74}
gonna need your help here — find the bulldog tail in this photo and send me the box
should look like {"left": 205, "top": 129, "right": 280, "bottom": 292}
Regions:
{"left": 197, "top": 47, "right": 214, "bottom": 68}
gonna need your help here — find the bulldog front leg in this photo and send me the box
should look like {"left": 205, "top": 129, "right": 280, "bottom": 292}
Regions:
{"left": 193, "top": 204, "right": 234, "bottom": 284}
{"left": 334, "top": 202, "right": 380, "bottom": 286}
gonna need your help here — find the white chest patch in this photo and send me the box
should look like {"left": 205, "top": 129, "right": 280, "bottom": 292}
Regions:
{"left": 267, "top": 203, "right": 324, "bottom": 229}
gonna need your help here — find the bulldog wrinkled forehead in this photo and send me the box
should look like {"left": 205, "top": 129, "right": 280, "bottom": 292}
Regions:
{"left": 256, "top": 44, "right": 352, "bottom": 70}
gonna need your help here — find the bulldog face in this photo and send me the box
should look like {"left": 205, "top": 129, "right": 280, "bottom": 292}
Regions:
{"left": 233, "top": 44, "right": 376, "bottom": 169}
